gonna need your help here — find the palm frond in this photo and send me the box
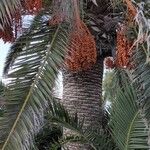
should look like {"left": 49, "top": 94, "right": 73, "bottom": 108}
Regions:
{"left": 47, "top": 99, "right": 117, "bottom": 150}
{"left": 110, "top": 71, "right": 149, "bottom": 149}
{"left": 3, "top": 11, "right": 50, "bottom": 74}
{"left": 0, "top": 0, "right": 21, "bottom": 29}
{"left": 33, "top": 123, "right": 62, "bottom": 150}
{"left": 48, "top": 98, "right": 84, "bottom": 133}
{"left": 132, "top": 47, "right": 150, "bottom": 123}
{"left": 0, "top": 12, "right": 70, "bottom": 149}
{"left": 130, "top": 1, "right": 150, "bottom": 126}
{"left": 59, "top": 134, "right": 111, "bottom": 150}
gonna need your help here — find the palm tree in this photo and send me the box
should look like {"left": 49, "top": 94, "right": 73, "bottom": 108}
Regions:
{"left": 1, "top": 0, "right": 116, "bottom": 149}
{"left": 60, "top": 1, "right": 117, "bottom": 149}
{"left": 62, "top": 59, "right": 104, "bottom": 149}
{"left": 0, "top": 0, "right": 150, "bottom": 150}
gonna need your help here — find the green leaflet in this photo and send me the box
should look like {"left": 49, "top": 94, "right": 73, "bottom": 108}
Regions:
{"left": 0, "top": 12, "right": 70, "bottom": 150}
{"left": 110, "top": 71, "right": 149, "bottom": 150}
{"left": 47, "top": 99, "right": 116, "bottom": 150}
{"left": 131, "top": 1, "right": 150, "bottom": 126}
{"left": 0, "top": 0, "right": 21, "bottom": 29}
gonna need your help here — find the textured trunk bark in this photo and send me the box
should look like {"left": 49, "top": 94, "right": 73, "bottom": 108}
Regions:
{"left": 62, "top": 58, "right": 104, "bottom": 150}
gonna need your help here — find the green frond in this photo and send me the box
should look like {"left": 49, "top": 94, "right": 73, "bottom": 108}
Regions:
{"left": 0, "top": 13, "right": 70, "bottom": 149}
{"left": 0, "top": 0, "right": 21, "bottom": 29}
{"left": 132, "top": 45, "right": 150, "bottom": 126}
{"left": 48, "top": 98, "right": 84, "bottom": 133}
{"left": 131, "top": 1, "right": 150, "bottom": 126}
{"left": 33, "top": 123, "right": 62, "bottom": 150}
{"left": 47, "top": 99, "right": 117, "bottom": 150}
{"left": 110, "top": 71, "right": 149, "bottom": 150}
{"left": 56, "top": 130, "right": 117, "bottom": 150}
{"left": 3, "top": 11, "right": 51, "bottom": 74}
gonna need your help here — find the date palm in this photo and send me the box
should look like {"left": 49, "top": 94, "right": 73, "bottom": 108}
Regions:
{"left": 1, "top": 0, "right": 115, "bottom": 149}
{"left": 0, "top": 0, "right": 150, "bottom": 150}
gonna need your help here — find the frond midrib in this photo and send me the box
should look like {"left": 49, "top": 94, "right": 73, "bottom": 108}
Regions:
{"left": 1, "top": 25, "right": 61, "bottom": 150}
{"left": 125, "top": 110, "right": 140, "bottom": 150}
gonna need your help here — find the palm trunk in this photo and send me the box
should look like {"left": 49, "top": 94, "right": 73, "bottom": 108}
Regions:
{"left": 62, "top": 58, "right": 104, "bottom": 150}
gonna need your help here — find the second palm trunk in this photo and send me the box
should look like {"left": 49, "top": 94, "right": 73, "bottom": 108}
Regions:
{"left": 62, "top": 58, "right": 104, "bottom": 150}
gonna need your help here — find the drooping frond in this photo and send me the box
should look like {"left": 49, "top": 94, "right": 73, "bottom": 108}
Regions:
{"left": 0, "top": 0, "right": 22, "bottom": 42}
{"left": 110, "top": 70, "right": 149, "bottom": 149}
{"left": 33, "top": 123, "right": 62, "bottom": 150}
{"left": 3, "top": 11, "right": 49, "bottom": 74}
{"left": 47, "top": 99, "right": 117, "bottom": 150}
{"left": 0, "top": 0, "right": 47, "bottom": 42}
{"left": 121, "top": 0, "right": 150, "bottom": 127}
{"left": 48, "top": 98, "right": 84, "bottom": 132}
{"left": 0, "top": 12, "right": 70, "bottom": 149}
{"left": 0, "top": 0, "right": 21, "bottom": 29}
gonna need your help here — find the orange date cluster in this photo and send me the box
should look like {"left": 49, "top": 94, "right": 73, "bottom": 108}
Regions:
{"left": 65, "top": 20, "right": 97, "bottom": 72}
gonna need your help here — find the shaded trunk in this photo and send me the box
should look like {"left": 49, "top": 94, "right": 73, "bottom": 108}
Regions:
{"left": 62, "top": 58, "right": 104, "bottom": 150}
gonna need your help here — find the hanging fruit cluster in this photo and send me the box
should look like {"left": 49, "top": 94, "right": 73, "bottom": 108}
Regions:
{"left": 48, "top": 0, "right": 97, "bottom": 72}
{"left": 105, "top": 25, "right": 134, "bottom": 69}
{"left": 65, "top": 20, "right": 97, "bottom": 72}
{"left": 0, "top": 0, "right": 43, "bottom": 42}
{"left": 22, "top": 0, "right": 42, "bottom": 14}
{"left": 115, "top": 25, "right": 133, "bottom": 68}
{"left": 105, "top": 0, "right": 137, "bottom": 69}
{"left": 0, "top": 9, "right": 22, "bottom": 42}
{"left": 0, "top": 26, "right": 14, "bottom": 43}
{"left": 124, "top": 0, "right": 137, "bottom": 23}
{"left": 64, "top": 0, "right": 97, "bottom": 72}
